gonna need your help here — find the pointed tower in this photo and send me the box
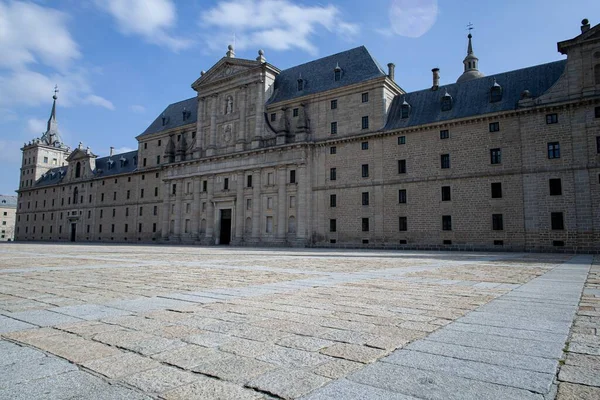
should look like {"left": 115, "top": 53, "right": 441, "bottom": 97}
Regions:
{"left": 457, "top": 33, "right": 485, "bottom": 83}
{"left": 19, "top": 88, "right": 70, "bottom": 189}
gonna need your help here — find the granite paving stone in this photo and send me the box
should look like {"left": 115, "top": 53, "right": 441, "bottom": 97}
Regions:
{"left": 0, "top": 340, "right": 46, "bottom": 366}
{"left": 152, "top": 344, "right": 229, "bottom": 369}
{"left": 161, "top": 376, "right": 265, "bottom": 400}
{"left": 81, "top": 352, "right": 161, "bottom": 379}
{"left": 0, "top": 356, "right": 77, "bottom": 388}
{"left": 319, "top": 343, "right": 388, "bottom": 363}
{"left": 0, "top": 315, "right": 36, "bottom": 333}
{"left": 192, "top": 354, "right": 276, "bottom": 383}
{"left": 6, "top": 309, "right": 84, "bottom": 327}
{"left": 121, "top": 365, "right": 200, "bottom": 394}
{"left": 557, "top": 382, "right": 600, "bottom": 400}
{"left": 247, "top": 368, "right": 331, "bottom": 399}
{"left": 258, "top": 346, "right": 332, "bottom": 368}
{"left": 310, "top": 359, "right": 364, "bottom": 379}
{"left": 301, "top": 379, "right": 420, "bottom": 400}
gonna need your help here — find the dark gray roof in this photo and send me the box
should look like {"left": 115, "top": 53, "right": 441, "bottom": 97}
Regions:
{"left": 385, "top": 60, "right": 567, "bottom": 130}
{"left": 266, "top": 46, "right": 387, "bottom": 105}
{"left": 0, "top": 195, "right": 17, "bottom": 207}
{"left": 139, "top": 97, "right": 197, "bottom": 137}
{"left": 35, "top": 166, "right": 68, "bottom": 187}
{"left": 94, "top": 150, "right": 138, "bottom": 177}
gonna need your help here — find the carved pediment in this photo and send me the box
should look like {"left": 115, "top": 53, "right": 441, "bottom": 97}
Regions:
{"left": 66, "top": 146, "right": 96, "bottom": 162}
{"left": 192, "top": 58, "right": 261, "bottom": 89}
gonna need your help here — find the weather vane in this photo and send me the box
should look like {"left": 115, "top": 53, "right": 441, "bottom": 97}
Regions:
{"left": 467, "top": 22, "right": 474, "bottom": 32}
{"left": 53, "top": 84, "right": 59, "bottom": 99}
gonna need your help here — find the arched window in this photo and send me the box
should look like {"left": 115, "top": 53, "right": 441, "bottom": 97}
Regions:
{"left": 595, "top": 64, "right": 600, "bottom": 85}
{"left": 75, "top": 162, "right": 81, "bottom": 178}
{"left": 73, "top": 187, "right": 78, "bottom": 205}
{"left": 245, "top": 217, "right": 252, "bottom": 233}
{"left": 288, "top": 216, "right": 296, "bottom": 234}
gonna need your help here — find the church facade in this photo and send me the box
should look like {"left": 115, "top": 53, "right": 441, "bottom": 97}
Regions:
{"left": 14, "top": 20, "right": 600, "bottom": 252}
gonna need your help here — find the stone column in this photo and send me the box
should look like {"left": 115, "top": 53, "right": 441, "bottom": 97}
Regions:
{"left": 296, "top": 165, "right": 306, "bottom": 241}
{"left": 195, "top": 97, "right": 205, "bottom": 155}
{"left": 173, "top": 180, "right": 182, "bottom": 239}
{"left": 236, "top": 86, "right": 247, "bottom": 152}
{"left": 207, "top": 94, "right": 218, "bottom": 156}
{"left": 277, "top": 167, "right": 287, "bottom": 239}
{"left": 191, "top": 177, "right": 201, "bottom": 239}
{"left": 235, "top": 171, "right": 244, "bottom": 241}
{"left": 251, "top": 169, "right": 261, "bottom": 239}
{"left": 252, "top": 80, "right": 264, "bottom": 149}
{"left": 161, "top": 181, "right": 170, "bottom": 239}
{"left": 205, "top": 175, "right": 215, "bottom": 243}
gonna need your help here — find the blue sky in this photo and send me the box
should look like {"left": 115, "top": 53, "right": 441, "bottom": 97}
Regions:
{"left": 0, "top": 0, "right": 598, "bottom": 195}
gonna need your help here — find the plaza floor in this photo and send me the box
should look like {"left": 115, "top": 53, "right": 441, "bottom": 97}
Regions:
{"left": 0, "top": 243, "right": 598, "bottom": 399}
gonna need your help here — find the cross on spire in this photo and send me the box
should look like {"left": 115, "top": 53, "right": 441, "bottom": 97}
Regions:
{"left": 53, "top": 84, "right": 59, "bottom": 100}
{"left": 467, "top": 22, "right": 474, "bottom": 32}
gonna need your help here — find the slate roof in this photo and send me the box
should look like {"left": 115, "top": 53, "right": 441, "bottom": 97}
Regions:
{"left": 139, "top": 97, "right": 197, "bottom": 137}
{"left": 384, "top": 60, "right": 567, "bottom": 131}
{"left": 266, "top": 46, "right": 387, "bottom": 105}
{"left": 34, "top": 150, "right": 139, "bottom": 187}
{"left": 0, "top": 195, "right": 17, "bottom": 208}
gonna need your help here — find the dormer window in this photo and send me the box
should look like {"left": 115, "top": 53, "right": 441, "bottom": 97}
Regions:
{"left": 334, "top": 63, "right": 342, "bottom": 82}
{"left": 441, "top": 91, "right": 453, "bottom": 111}
{"left": 120, "top": 157, "right": 127, "bottom": 168}
{"left": 133, "top": 156, "right": 137, "bottom": 166}
{"left": 401, "top": 99, "right": 411, "bottom": 119}
{"left": 297, "top": 79, "right": 304, "bottom": 91}
{"left": 161, "top": 115, "right": 170, "bottom": 126}
{"left": 107, "top": 159, "right": 114, "bottom": 170}
{"left": 182, "top": 108, "right": 191, "bottom": 121}
{"left": 490, "top": 79, "right": 503, "bottom": 103}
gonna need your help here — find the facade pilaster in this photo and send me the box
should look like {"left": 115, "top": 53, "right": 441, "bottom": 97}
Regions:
{"left": 296, "top": 164, "right": 306, "bottom": 241}
{"left": 207, "top": 94, "right": 218, "bottom": 156}
{"left": 277, "top": 167, "right": 287, "bottom": 239}
{"left": 251, "top": 169, "right": 261, "bottom": 239}
{"left": 205, "top": 175, "right": 215, "bottom": 242}
{"left": 161, "top": 182, "right": 170, "bottom": 239}
{"left": 191, "top": 177, "right": 201, "bottom": 239}
{"left": 252, "top": 81, "right": 263, "bottom": 149}
{"left": 236, "top": 86, "right": 247, "bottom": 152}
{"left": 173, "top": 180, "right": 182, "bottom": 239}
{"left": 235, "top": 171, "right": 244, "bottom": 241}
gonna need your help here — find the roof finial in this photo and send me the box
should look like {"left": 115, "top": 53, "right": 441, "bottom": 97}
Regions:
{"left": 466, "top": 23, "right": 474, "bottom": 55}
{"left": 53, "top": 84, "right": 59, "bottom": 100}
{"left": 226, "top": 44, "right": 235, "bottom": 58}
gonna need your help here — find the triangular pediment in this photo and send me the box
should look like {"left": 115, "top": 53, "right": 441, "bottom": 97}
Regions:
{"left": 66, "top": 147, "right": 97, "bottom": 162}
{"left": 192, "top": 57, "right": 262, "bottom": 89}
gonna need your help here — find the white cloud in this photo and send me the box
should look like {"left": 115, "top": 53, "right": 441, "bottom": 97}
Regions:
{"left": 83, "top": 95, "right": 115, "bottom": 110}
{"left": 96, "top": 0, "right": 191, "bottom": 52}
{"left": 27, "top": 118, "right": 46, "bottom": 134}
{"left": 387, "top": 0, "right": 438, "bottom": 38}
{"left": 200, "top": 0, "right": 359, "bottom": 55}
{"left": 130, "top": 104, "right": 146, "bottom": 113}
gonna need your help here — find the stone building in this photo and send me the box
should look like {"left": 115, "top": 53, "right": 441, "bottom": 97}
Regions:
{"left": 14, "top": 20, "right": 600, "bottom": 252}
{"left": 0, "top": 195, "right": 17, "bottom": 241}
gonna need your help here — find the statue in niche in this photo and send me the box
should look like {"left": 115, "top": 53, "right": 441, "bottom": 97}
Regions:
{"left": 223, "top": 124, "right": 232, "bottom": 143}
{"left": 225, "top": 96, "right": 233, "bottom": 114}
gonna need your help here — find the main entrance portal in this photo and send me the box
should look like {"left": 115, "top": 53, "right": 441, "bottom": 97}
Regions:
{"left": 219, "top": 209, "right": 232, "bottom": 245}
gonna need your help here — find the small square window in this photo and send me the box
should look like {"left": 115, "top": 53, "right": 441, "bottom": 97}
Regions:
{"left": 440, "top": 130, "right": 449, "bottom": 139}
{"left": 330, "top": 168, "right": 337, "bottom": 181}
{"left": 331, "top": 100, "right": 337, "bottom": 110}
{"left": 442, "top": 215, "right": 452, "bottom": 231}
{"left": 549, "top": 178, "right": 562, "bottom": 196}
{"left": 441, "top": 186, "right": 451, "bottom": 201}
{"left": 330, "top": 146, "right": 337, "bottom": 155}
{"left": 362, "top": 218, "right": 369, "bottom": 232}
{"left": 398, "top": 136, "right": 406, "bottom": 145}
{"left": 330, "top": 219, "right": 337, "bottom": 232}
{"left": 489, "top": 122, "right": 500, "bottom": 132}
{"left": 330, "top": 122, "right": 337, "bottom": 135}
{"left": 441, "top": 154, "right": 450, "bottom": 169}
{"left": 361, "top": 164, "right": 369, "bottom": 178}
{"left": 361, "top": 92, "right": 369, "bottom": 103}
{"left": 547, "top": 142, "right": 560, "bottom": 159}
{"left": 270, "top": 113, "right": 276, "bottom": 122}
{"left": 398, "top": 159, "right": 406, "bottom": 174}
{"left": 546, "top": 113, "right": 558, "bottom": 124}
{"left": 293, "top": 108, "right": 299, "bottom": 117}
{"left": 361, "top": 142, "right": 368, "bottom": 150}
{"left": 492, "top": 214, "right": 504, "bottom": 230}
{"left": 330, "top": 194, "right": 337, "bottom": 207}
{"left": 490, "top": 148, "right": 502, "bottom": 164}
{"left": 491, "top": 182, "right": 502, "bottom": 198}
{"left": 362, "top": 192, "right": 369, "bottom": 206}
{"left": 399, "top": 216, "right": 407, "bottom": 231}
{"left": 551, "top": 212, "right": 564, "bottom": 230}
{"left": 361, "top": 116, "right": 369, "bottom": 130}
{"left": 398, "top": 189, "right": 406, "bottom": 204}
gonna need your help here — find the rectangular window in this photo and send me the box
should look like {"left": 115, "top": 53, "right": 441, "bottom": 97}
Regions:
{"left": 111, "top": 224, "right": 115, "bottom": 233}
{"left": 290, "top": 170, "right": 296, "bottom": 184}
{"left": 247, "top": 175, "right": 253, "bottom": 188}
{"left": 202, "top": 180, "right": 207, "bottom": 192}
{"left": 43, "top": 156, "right": 48, "bottom": 163}
{"left": 398, "top": 189, "right": 407, "bottom": 204}
{"left": 143, "top": 158, "right": 147, "bottom": 167}
{"left": 155, "top": 187, "right": 158, "bottom": 197}
{"left": 330, "top": 146, "right": 337, "bottom": 155}
{"left": 362, "top": 217, "right": 369, "bottom": 232}
{"left": 138, "top": 223, "right": 142, "bottom": 233}
{"left": 331, "top": 99, "right": 337, "bottom": 109}
{"left": 362, "top": 192, "right": 369, "bottom": 206}
{"left": 492, "top": 214, "right": 504, "bottom": 230}
{"left": 442, "top": 215, "right": 452, "bottom": 231}
{"left": 140, "top": 189, "right": 144, "bottom": 198}
{"left": 158, "top": 139, "right": 161, "bottom": 146}
{"left": 124, "top": 224, "right": 128, "bottom": 233}
{"left": 597, "top": 136, "right": 600, "bottom": 154}
{"left": 440, "top": 129, "right": 449, "bottom": 139}
{"left": 491, "top": 182, "right": 502, "bottom": 198}
{"left": 267, "top": 172, "right": 274, "bottom": 185}
{"left": 153, "top": 206, "right": 157, "bottom": 216}
{"left": 489, "top": 122, "right": 500, "bottom": 132}
{"left": 330, "top": 168, "right": 337, "bottom": 181}
{"left": 441, "top": 154, "right": 450, "bottom": 169}
{"left": 330, "top": 219, "right": 337, "bottom": 232}
{"left": 441, "top": 186, "right": 451, "bottom": 201}
{"left": 362, "top": 92, "right": 369, "bottom": 103}
{"left": 172, "top": 184, "right": 177, "bottom": 195}
{"left": 399, "top": 216, "right": 407, "bottom": 231}
{"left": 113, "top": 192, "right": 117, "bottom": 201}
{"left": 293, "top": 108, "right": 299, "bottom": 117}
{"left": 153, "top": 223, "right": 157, "bottom": 233}
{"left": 266, "top": 216, "right": 273, "bottom": 233}
{"left": 127, "top": 190, "right": 130, "bottom": 200}
{"left": 99, "top": 224, "right": 102, "bottom": 233}
{"left": 546, "top": 113, "right": 558, "bottom": 124}
{"left": 547, "top": 142, "right": 560, "bottom": 159}
{"left": 112, "top": 208, "right": 116, "bottom": 217}
{"left": 101, "top": 193, "right": 104, "bottom": 202}
{"left": 144, "top": 143, "right": 147, "bottom": 149}
{"left": 224, "top": 178, "right": 229, "bottom": 190}
{"left": 490, "top": 148, "right": 502, "bottom": 164}
{"left": 551, "top": 212, "right": 564, "bottom": 230}
{"left": 246, "top": 199, "right": 252, "bottom": 210}
{"left": 361, "top": 141, "right": 368, "bottom": 150}
{"left": 398, "top": 136, "right": 406, "bottom": 145}
{"left": 270, "top": 113, "right": 276, "bottom": 122}
{"left": 362, "top": 164, "right": 369, "bottom": 178}
{"left": 361, "top": 116, "right": 369, "bottom": 130}
{"left": 549, "top": 178, "right": 562, "bottom": 196}
{"left": 398, "top": 159, "right": 406, "bottom": 174}
{"left": 595, "top": 106, "right": 600, "bottom": 118}
{"left": 267, "top": 197, "right": 273, "bottom": 209}
{"left": 330, "top": 121, "right": 337, "bottom": 135}
{"left": 186, "top": 182, "right": 191, "bottom": 194}
{"left": 156, "top": 155, "right": 160, "bottom": 164}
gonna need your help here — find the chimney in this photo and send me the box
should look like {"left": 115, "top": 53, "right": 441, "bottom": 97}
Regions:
{"left": 109, "top": 146, "right": 114, "bottom": 157}
{"left": 432, "top": 68, "right": 440, "bottom": 90}
{"left": 387, "top": 63, "right": 395, "bottom": 81}
{"left": 581, "top": 18, "right": 590, "bottom": 33}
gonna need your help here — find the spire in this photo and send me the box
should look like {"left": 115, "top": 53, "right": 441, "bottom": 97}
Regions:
{"left": 47, "top": 85, "right": 58, "bottom": 134}
{"left": 40, "top": 85, "right": 64, "bottom": 146}
{"left": 467, "top": 33, "right": 473, "bottom": 55}
{"left": 457, "top": 26, "right": 485, "bottom": 83}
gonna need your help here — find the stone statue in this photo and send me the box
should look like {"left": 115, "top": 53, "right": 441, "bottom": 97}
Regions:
{"left": 225, "top": 96, "right": 233, "bottom": 114}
